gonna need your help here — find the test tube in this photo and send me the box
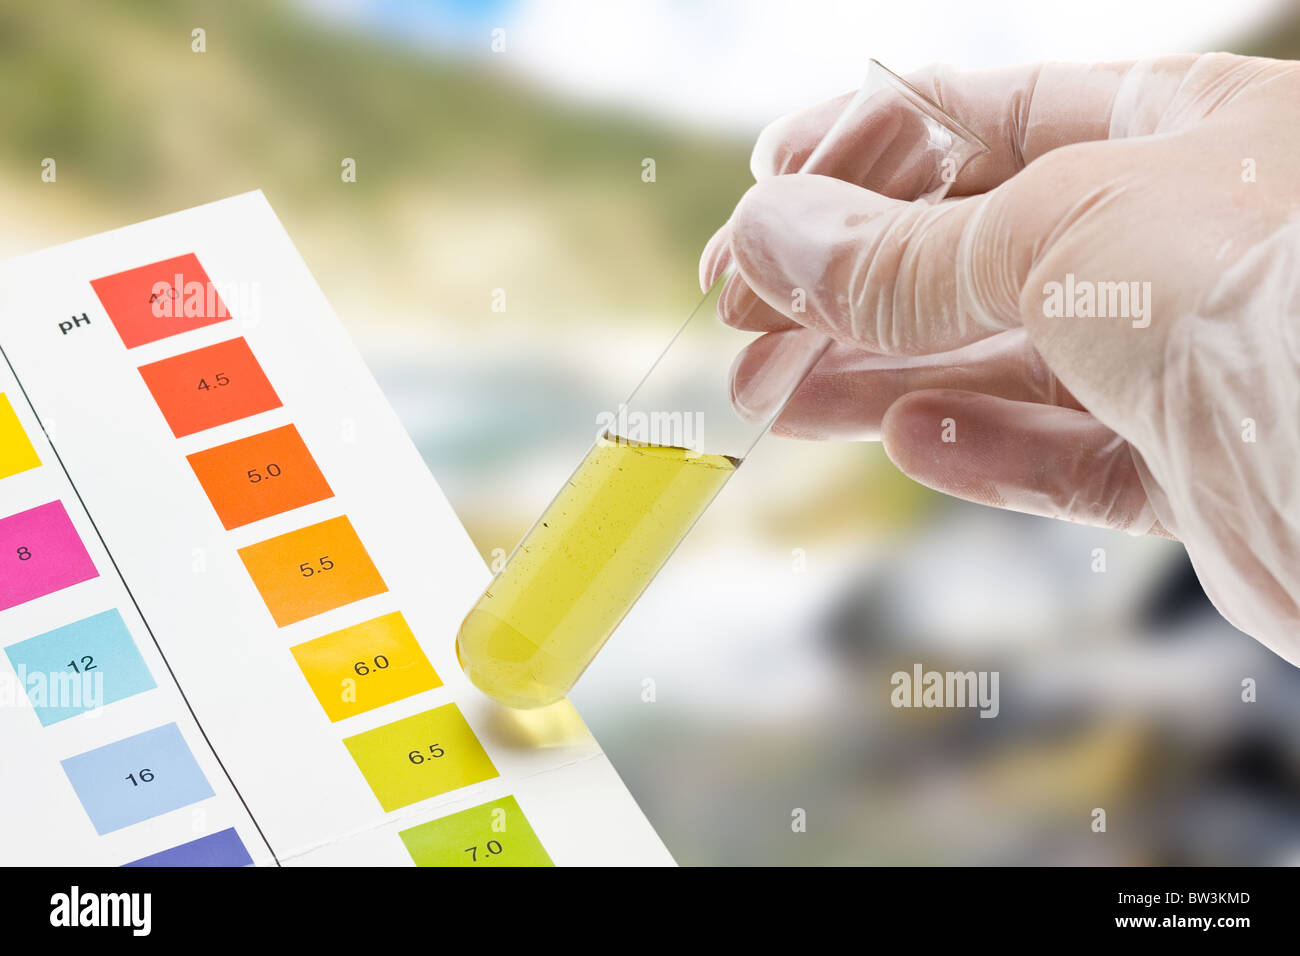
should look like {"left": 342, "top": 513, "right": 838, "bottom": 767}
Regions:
{"left": 457, "top": 61, "right": 990, "bottom": 708}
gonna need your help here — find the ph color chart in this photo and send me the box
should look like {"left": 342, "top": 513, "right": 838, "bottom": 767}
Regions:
{"left": 0, "top": 192, "right": 672, "bottom": 866}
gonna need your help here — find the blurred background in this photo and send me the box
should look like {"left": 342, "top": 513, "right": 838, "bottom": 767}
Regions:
{"left": 7, "top": 0, "right": 1300, "bottom": 865}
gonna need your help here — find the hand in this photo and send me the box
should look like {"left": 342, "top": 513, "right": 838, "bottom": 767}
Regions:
{"left": 701, "top": 54, "right": 1300, "bottom": 662}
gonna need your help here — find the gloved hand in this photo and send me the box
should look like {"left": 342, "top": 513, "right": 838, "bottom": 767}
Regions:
{"left": 700, "top": 54, "right": 1300, "bottom": 664}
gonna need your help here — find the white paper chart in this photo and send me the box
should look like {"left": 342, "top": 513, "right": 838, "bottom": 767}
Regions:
{"left": 0, "top": 191, "right": 673, "bottom": 867}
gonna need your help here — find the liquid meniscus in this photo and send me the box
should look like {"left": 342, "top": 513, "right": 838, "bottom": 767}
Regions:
{"left": 457, "top": 431, "right": 740, "bottom": 708}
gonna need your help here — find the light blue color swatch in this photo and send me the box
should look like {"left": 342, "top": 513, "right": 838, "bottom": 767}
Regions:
{"left": 61, "top": 723, "right": 215, "bottom": 834}
{"left": 5, "top": 609, "right": 156, "bottom": 725}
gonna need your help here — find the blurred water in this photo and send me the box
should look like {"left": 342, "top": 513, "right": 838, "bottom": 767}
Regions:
{"left": 372, "top": 340, "right": 1300, "bottom": 866}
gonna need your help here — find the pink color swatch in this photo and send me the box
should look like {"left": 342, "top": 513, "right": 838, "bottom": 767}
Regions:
{"left": 0, "top": 501, "right": 99, "bottom": 611}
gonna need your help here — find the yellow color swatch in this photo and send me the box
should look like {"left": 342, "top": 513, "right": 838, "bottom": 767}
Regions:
{"left": 0, "top": 394, "right": 41, "bottom": 480}
{"left": 237, "top": 515, "right": 388, "bottom": 627}
{"left": 343, "top": 704, "right": 498, "bottom": 811}
{"left": 291, "top": 612, "right": 441, "bottom": 722}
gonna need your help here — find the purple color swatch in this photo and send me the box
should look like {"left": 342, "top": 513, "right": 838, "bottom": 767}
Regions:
{"left": 124, "top": 828, "right": 253, "bottom": 867}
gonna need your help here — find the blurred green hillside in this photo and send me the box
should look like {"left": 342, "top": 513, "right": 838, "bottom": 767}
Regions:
{"left": 0, "top": 0, "right": 943, "bottom": 557}
{"left": 7, "top": 0, "right": 1300, "bottom": 331}
{"left": 1237, "top": 6, "right": 1300, "bottom": 58}
{"left": 0, "top": 0, "right": 752, "bottom": 324}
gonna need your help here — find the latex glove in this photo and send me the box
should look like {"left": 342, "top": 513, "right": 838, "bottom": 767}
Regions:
{"left": 700, "top": 54, "right": 1300, "bottom": 664}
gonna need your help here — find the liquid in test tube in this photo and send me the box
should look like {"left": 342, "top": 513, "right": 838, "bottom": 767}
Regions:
{"left": 457, "top": 432, "right": 739, "bottom": 708}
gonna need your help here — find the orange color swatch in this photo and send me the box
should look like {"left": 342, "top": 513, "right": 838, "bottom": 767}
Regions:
{"left": 91, "top": 253, "right": 232, "bottom": 348}
{"left": 237, "top": 515, "right": 387, "bottom": 627}
{"left": 187, "top": 425, "right": 333, "bottom": 530}
{"left": 138, "top": 338, "right": 282, "bottom": 438}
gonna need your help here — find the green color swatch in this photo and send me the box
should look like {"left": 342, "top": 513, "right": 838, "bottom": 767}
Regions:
{"left": 399, "top": 796, "right": 552, "bottom": 867}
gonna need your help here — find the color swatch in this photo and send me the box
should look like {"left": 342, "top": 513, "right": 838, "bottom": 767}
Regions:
{"left": 91, "top": 253, "right": 232, "bottom": 348}
{"left": 0, "top": 501, "right": 98, "bottom": 612}
{"left": 399, "top": 796, "right": 552, "bottom": 867}
{"left": 0, "top": 393, "right": 41, "bottom": 480}
{"left": 138, "top": 338, "right": 282, "bottom": 438}
{"left": 291, "top": 612, "right": 440, "bottom": 722}
{"left": 187, "top": 424, "right": 334, "bottom": 530}
{"left": 124, "top": 828, "right": 253, "bottom": 867}
{"left": 4, "top": 610, "right": 156, "bottom": 726}
{"left": 342, "top": 704, "right": 497, "bottom": 811}
{"left": 61, "top": 723, "right": 215, "bottom": 835}
{"left": 237, "top": 515, "right": 387, "bottom": 627}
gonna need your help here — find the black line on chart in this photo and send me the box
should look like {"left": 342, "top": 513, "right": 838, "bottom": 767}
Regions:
{"left": 0, "top": 341, "right": 282, "bottom": 867}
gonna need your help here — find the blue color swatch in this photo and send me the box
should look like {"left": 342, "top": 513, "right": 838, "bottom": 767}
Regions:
{"left": 60, "top": 723, "right": 215, "bottom": 835}
{"left": 124, "top": 828, "right": 253, "bottom": 867}
{"left": 4, "top": 609, "right": 156, "bottom": 725}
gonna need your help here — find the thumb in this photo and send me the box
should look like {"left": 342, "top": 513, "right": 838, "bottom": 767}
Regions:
{"left": 726, "top": 152, "right": 1089, "bottom": 356}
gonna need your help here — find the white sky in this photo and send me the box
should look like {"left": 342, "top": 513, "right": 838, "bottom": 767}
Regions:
{"left": 303, "top": 0, "right": 1290, "bottom": 132}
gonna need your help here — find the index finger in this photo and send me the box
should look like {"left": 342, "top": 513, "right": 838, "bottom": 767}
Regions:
{"left": 750, "top": 58, "right": 1199, "bottom": 197}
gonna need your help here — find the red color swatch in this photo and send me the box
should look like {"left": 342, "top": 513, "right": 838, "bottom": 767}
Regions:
{"left": 91, "top": 253, "right": 232, "bottom": 348}
{"left": 138, "top": 338, "right": 282, "bottom": 438}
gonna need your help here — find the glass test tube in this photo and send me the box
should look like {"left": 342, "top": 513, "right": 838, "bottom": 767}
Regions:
{"left": 457, "top": 60, "right": 991, "bottom": 708}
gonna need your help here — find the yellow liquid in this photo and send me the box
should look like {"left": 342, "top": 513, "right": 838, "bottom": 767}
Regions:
{"left": 457, "top": 433, "right": 740, "bottom": 708}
